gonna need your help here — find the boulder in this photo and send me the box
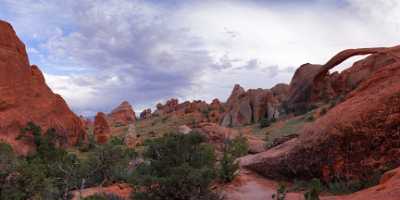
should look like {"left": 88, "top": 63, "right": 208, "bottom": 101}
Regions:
{"left": 241, "top": 45, "right": 400, "bottom": 182}
{"left": 109, "top": 101, "right": 136, "bottom": 125}
{"left": 0, "top": 20, "right": 86, "bottom": 154}
{"left": 93, "top": 112, "right": 111, "bottom": 144}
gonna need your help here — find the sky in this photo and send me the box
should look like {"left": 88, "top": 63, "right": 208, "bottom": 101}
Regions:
{"left": 0, "top": 0, "right": 399, "bottom": 116}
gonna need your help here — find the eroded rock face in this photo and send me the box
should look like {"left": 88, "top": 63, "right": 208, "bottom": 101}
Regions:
{"left": 94, "top": 112, "right": 111, "bottom": 144}
{"left": 241, "top": 46, "right": 400, "bottom": 182}
{"left": 0, "top": 20, "right": 86, "bottom": 154}
{"left": 139, "top": 108, "right": 152, "bottom": 120}
{"left": 221, "top": 84, "right": 289, "bottom": 127}
{"left": 285, "top": 46, "right": 400, "bottom": 114}
{"left": 109, "top": 101, "right": 136, "bottom": 126}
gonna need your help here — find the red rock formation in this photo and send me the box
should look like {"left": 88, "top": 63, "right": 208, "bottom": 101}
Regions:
{"left": 221, "top": 84, "right": 289, "bottom": 127}
{"left": 241, "top": 45, "right": 400, "bottom": 182}
{"left": 139, "top": 108, "right": 152, "bottom": 120}
{"left": 93, "top": 112, "right": 111, "bottom": 144}
{"left": 0, "top": 20, "right": 86, "bottom": 154}
{"left": 70, "top": 183, "right": 132, "bottom": 200}
{"left": 285, "top": 45, "right": 400, "bottom": 113}
{"left": 154, "top": 98, "right": 179, "bottom": 116}
{"left": 109, "top": 101, "right": 136, "bottom": 125}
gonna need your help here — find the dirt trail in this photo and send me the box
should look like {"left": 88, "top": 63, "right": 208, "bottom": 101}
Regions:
{"left": 222, "top": 169, "right": 304, "bottom": 200}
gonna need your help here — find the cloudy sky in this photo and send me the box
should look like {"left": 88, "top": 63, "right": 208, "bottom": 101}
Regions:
{"left": 1, "top": 0, "right": 399, "bottom": 116}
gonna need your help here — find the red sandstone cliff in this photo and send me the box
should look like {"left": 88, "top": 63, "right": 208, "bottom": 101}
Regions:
{"left": 0, "top": 20, "right": 86, "bottom": 154}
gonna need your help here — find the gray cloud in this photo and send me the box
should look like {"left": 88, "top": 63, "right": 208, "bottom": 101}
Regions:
{"left": 2, "top": 0, "right": 398, "bottom": 116}
{"left": 33, "top": 0, "right": 218, "bottom": 113}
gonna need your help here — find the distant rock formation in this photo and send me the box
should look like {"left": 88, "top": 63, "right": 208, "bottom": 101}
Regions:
{"left": 139, "top": 108, "right": 152, "bottom": 120}
{"left": 93, "top": 112, "right": 111, "bottom": 144}
{"left": 221, "top": 84, "right": 289, "bottom": 127}
{"left": 0, "top": 20, "right": 86, "bottom": 154}
{"left": 241, "top": 45, "right": 400, "bottom": 182}
{"left": 109, "top": 101, "right": 136, "bottom": 125}
{"left": 150, "top": 98, "right": 225, "bottom": 125}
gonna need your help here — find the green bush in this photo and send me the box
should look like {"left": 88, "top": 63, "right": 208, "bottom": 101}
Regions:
{"left": 218, "top": 150, "right": 239, "bottom": 183}
{"left": 1, "top": 122, "right": 137, "bottom": 200}
{"left": 217, "top": 135, "right": 248, "bottom": 183}
{"left": 272, "top": 183, "right": 287, "bottom": 200}
{"left": 320, "top": 108, "right": 327, "bottom": 116}
{"left": 304, "top": 178, "right": 321, "bottom": 200}
{"left": 130, "top": 132, "right": 220, "bottom": 200}
{"left": 326, "top": 175, "right": 381, "bottom": 195}
{"left": 259, "top": 118, "right": 271, "bottom": 128}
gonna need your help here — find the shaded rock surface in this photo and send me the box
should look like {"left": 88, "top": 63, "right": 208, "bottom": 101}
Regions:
{"left": 221, "top": 84, "right": 289, "bottom": 127}
{"left": 93, "top": 112, "right": 111, "bottom": 144}
{"left": 139, "top": 108, "right": 152, "bottom": 120}
{"left": 0, "top": 20, "right": 86, "bottom": 154}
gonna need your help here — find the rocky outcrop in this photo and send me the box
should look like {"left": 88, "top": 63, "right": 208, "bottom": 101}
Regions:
{"left": 221, "top": 84, "right": 289, "bottom": 127}
{"left": 285, "top": 45, "right": 400, "bottom": 114}
{"left": 151, "top": 98, "right": 225, "bottom": 124}
{"left": 139, "top": 108, "right": 152, "bottom": 120}
{"left": 123, "top": 124, "right": 141, "bottom": 148}
{"left": 154, "top": 98, "right": 179, "bottom": 116}
{"left": 241, "top": 45, "right": 400, "bottom": 182}
{"left": 0, "top": 20, "right": 86, "bottom": 154}
{"left": 93, "top": 112, "right": 111, "bottom": 144}
{"left": 109, "top": 101, "right": 136, "bottom": 125}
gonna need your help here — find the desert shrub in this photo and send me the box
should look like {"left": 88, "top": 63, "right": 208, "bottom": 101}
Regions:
{"left": 272, "top": 183, "right": 287, "bottom": 200}
{"left": 79, "top": 133, "right": 97, "bottom": 152}
{"left": 201, "top": 108, "right": 210, "bottom": 117}
{"left": 320, "top": 108, "right": 327, "bottom": 116}
{"left": 1, "top": 123, "right": 137, "bottom": 200}
{"left": 326, "top": 174, "right": 381, "bottom": 195}
{"left": 0, "top": 142, "right": 17, "bottom": 179}
{"left": 83, "top": 140, "right": 137, "bottom": 186}
{"left": 217, "top": 136, "right": 248, "bottom": 183}
{"left": 304, "top": 178, "right": 321, "bottom": 200}
{"left": 226, "top": 136, "right": 249, "bottom": 158}
{"left": 306, "top": 115, "right": 315, "bottom": 122}
{"left": 218, "top": 150, "right": 239, "bottom": 183}
{"left": 130, "top": 132, "right": 219, "bottom": 200}
{"left": 259, "top": 118, "right": 271, "bottom": 128}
